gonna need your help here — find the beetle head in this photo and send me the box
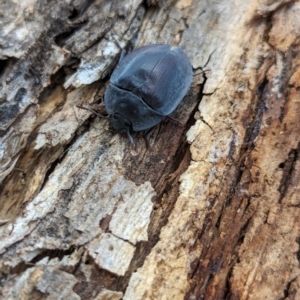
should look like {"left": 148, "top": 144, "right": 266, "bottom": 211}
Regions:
{"left": 110, "top": 113, "right": 134, "bottom": 144}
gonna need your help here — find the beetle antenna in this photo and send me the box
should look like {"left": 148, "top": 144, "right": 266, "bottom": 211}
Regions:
{"left": 143, "top": 129, "right": 153, "bottom": 149}
{"left": 193, "top": 68, "right": 211, "bottom": 76}
{"left": 77, "top": 105, "right": 109, "bottom": 119}
{"left": 111, "top": 37, "right": 127, "bottom": 63}
{"left": 126, "top": 130, "right": 135, "bottom": 146}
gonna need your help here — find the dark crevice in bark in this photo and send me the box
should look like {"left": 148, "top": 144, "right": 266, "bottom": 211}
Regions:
{"left": 249, "top": 78, "right": 268, "bottom": 147}
{"left": 249, "top": 7, "right": 273, "bottom": 28}
{"left": 38, "top": 68, "right": 69, "bottom": 106}
{"left": 295, "top": 237, "right": 300, "bottom": 265}
{"left": 199, "top": 115, "right": 214, "bottom": 132}
{"left": 223, "top": 76, "right": 269, "bottom": 204}
{"left": 73, "top": 265, "right": 120, "bottom": 299}
{"left": 227, "top": 131, "right": 237, "bottom": 160}
{"left": 278, "top": 141, "right": 300, "bottom": 203}
{"left": 240, "top": 196, "right": 252, "bottom": 218}
{"left": 69, "top": 7, "right": 81, "bottom": 20}
{"left": 280, "top": 277, "right": 297, "bottom": 300}
{"left": 278, "top": 49, "right": 293, "bottom": 122}
{"left": 39, "top": 146, "right": 66, "bottom": 192}
{"left": 0, "top": 58, "right": 17, "bottom": 79}
{"left": 31, "top": 246, "right": 77, "bottom": 264}
{"left": 204, "top": 49, "right": 216, "bottom": 68}
{"left": 224, "top": 264, "right": 236, "bottom": 300}
{"left": 197, "top": 215, "right": 213, "bottom": 241}
{"left": 202, "top": 89, "right": 217, "bottom": 96}
{"left": 70, "top": 0, "right": 97, "bottom": 20}
{"left": 54, "top": 21, "right": 88, "bottom": 48}
{"left": 143, "top": 0, "right": 174, "bottom": 8}
{"left": 8, "top": 262, "right": 34, "bottom": 276}
{"left": 172, "top": 73, "right": 207, "bottom": 171}
{"left": 236, "top": 217, "right": 251, "bottom": 247}
{"left": 214, "top": 211, "right": 222, "bottom": 229}
{"left": 7, "top": 245, "right": 77, "bottom": 276}
{"left": 0, "top": 59, "right": 8, "bottom": 77}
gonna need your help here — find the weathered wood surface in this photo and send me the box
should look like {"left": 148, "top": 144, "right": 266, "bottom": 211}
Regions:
{"left": 0, "top": 0, "right": 300, "bottom": 299}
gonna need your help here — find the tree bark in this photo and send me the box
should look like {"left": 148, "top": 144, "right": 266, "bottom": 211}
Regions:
{"left": 1, "top": 0, "right": 300, "bottom": 299}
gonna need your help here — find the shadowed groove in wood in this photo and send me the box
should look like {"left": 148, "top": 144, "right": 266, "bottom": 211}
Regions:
{"left": 1, "top": 0, "right": 300, "bottom": 299}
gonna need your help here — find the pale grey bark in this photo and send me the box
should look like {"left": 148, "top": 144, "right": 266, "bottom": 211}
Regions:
{"left": 0, "top": 0, "right": 300, "bottom": 299}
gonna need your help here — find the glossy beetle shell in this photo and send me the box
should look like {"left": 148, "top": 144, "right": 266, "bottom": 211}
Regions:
{"left": 104, "top": 44, "right": 193, "bottom": 131}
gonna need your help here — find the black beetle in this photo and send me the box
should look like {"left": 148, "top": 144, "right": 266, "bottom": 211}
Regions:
{"left": 80, "top": 44, "right": 193, "bottom": 144}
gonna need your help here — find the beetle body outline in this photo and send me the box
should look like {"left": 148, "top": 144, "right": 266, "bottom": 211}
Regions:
{"left": 104, "top": 44, "right": 193, "bottom": 140}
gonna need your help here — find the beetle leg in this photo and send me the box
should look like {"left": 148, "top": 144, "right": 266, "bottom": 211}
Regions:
{"left": 89, "top": 102, "right": 105, "bottom": 109}
{"left": 165, "top": 115, "right": 184, "bottom": 126}
{"left": 118, "top": 49, "right": 126, "bottom": 64}
{"left": 142, "top": 128, "right": 155, "bottom": 149}
{"left": 126, "top": 130, "right": 135, "bottom": 146}
{"left": 193, "top": 68, "right": 211, "bottom": 76}
{"left": 111, "top": 37, "right": 127, "bottom": 63}
{"left": 76, "top": 105, "right": 109, "bottom": 119}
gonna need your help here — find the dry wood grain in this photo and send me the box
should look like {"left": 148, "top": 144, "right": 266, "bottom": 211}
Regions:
{"left": 0, "top": 0, "right": 299, "bottom": 299}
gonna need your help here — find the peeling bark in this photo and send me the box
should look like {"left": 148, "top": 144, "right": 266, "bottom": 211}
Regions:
{"left": 1, "top": 0, "right": 300, "bottom": 299}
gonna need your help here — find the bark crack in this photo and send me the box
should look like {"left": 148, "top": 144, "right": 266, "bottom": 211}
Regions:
{"left": 278, "top": 141, "right": 300, "bottom": 203}
{"left": 283, "top": 276, "right": 297, "bottom": 299}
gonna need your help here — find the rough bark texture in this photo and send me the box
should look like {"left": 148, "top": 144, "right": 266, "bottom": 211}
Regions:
{"left": 0, "top": 0, "right": 300, "bottom": 299}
